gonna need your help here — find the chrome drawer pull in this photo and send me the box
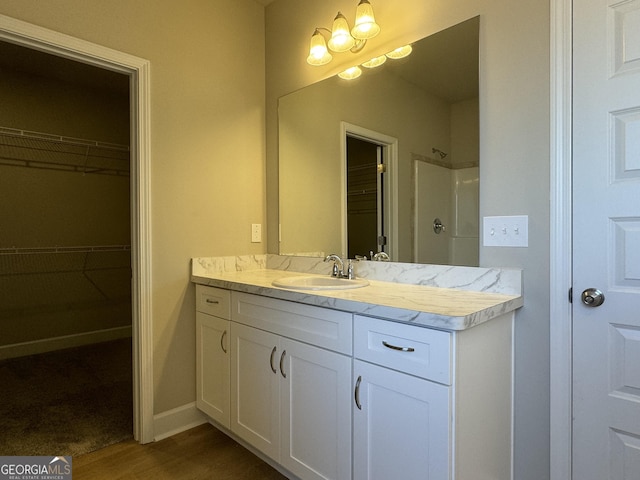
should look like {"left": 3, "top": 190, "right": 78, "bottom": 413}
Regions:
{"left": 382, "top": 340, "right": 415, "bottom": 353}
{"left": 354, "top": 376, "right": 362, "bottom": 410}
{"left": 270, "top": 346, "right": 277, "bottom": 374}
{"left": 220, "top": 330, "right": 227, "bottom": 353}
{"left": 205, "top": 298, "right": 219, "bottom": 305}
{"left": 280, "top": 350, "right": 287, "bottom": 378}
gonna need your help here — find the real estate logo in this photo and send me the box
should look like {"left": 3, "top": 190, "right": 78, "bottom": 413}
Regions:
{"left": 0, "top": 456, "right": 72, "bottom": 480}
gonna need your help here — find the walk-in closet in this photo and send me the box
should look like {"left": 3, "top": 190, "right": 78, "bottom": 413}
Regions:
{"left": 0, "top": 40, "right": 133, "bottom": 455}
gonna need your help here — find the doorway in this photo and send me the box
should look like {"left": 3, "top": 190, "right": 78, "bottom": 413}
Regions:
{"left": 0, "top": 15, "right": 153, "bottom": 444}
{"left": 0, "top": 39, "right": 133, "bottom": 454}
{"left": 346, "top": 136, "right": 385, "bottom": 259}
{"left": 550, "top": 0, "right": 640, "bottom": 478}
{"left": 341, "top": 122, "right": 398, "bottom": 261}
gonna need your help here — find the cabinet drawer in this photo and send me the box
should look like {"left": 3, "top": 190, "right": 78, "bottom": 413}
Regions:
{"left": 232, "top": 292, "right": 352, "bottom": 355}
{"left": 196, "top": 285, "right": 231, "bottom": 319}
{"left": 354, "top": 315, "right": 451, "bottom": 385}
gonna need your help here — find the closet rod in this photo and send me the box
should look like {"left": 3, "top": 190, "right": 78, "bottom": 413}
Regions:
{"left": 0, "top": 126, "right": 129, "bottom": 152}
{"left": 0, "top": 245, "right": 131, "bottom": 255}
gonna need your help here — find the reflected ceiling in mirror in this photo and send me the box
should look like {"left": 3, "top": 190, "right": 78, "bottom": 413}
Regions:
{"left": 278, "top": 16, "right": 479, "bottom": 266}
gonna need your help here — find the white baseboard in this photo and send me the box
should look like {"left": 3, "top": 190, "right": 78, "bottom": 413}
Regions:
{"left": 153, "top": 402, "right": 208, "bottom": 442}
{"left": 0, "top": 326, "right": 132, "bottom": 360}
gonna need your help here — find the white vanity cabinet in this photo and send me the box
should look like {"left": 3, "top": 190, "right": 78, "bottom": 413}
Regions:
{"left": 230, "top": 292, "right": 353, "bottom": 480}
{"left": 195, "top": 285, "right": 231, "bottom": 428}
{"left": 353, "top": 316, "right": 451, "bottom": 479}
{"left": 194, "top": 274, "right": 516, "bottom": 480}
{"left": 353, "top": 313, "right": 514, "bottom": 480}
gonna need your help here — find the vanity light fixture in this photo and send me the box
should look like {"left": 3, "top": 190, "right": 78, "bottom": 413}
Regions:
{"left": 306, "top": 0, "right": 380, "bottom": 66}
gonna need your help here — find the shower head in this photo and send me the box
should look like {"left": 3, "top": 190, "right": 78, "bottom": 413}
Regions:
{"left": 432, "top": 147, "right": 448, "bottom": 159}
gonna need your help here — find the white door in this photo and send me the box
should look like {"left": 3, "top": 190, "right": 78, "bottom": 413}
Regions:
{"left": 230, "top": 323, "right": 280, "bottom": 460}
{"left": 195, "top": 312, "right": 230, "bottom": 427}
{"left": 280, "top": 338, "right": 352, "bottom": 480}
{"left": 352, "top": 359, "right": 449, "bottom": 480}
{"left": 572, "top": 0, "right": 640, "bottom": 478}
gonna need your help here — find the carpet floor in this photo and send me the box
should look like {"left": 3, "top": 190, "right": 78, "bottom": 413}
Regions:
{"left": 0, "top": 338, "right": 133, "bottom": 456}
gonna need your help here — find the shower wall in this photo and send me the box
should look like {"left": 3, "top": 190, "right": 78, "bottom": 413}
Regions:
{"left": 413, "top": 97, "right": 479, "bottom": 266}
{"left": 0, "top": 57, "right": 131, "bottom": 358}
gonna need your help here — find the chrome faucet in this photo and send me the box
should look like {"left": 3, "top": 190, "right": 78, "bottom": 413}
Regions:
{"left": 324, "top": 254, "right": 344, "bottom": 277}
{"left": 324, "top": 254, "right": 355, "bottom": 279}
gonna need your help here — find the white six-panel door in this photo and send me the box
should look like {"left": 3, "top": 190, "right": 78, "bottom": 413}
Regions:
{"left": 572, "top": 0, "right": 640, "bottom": 478}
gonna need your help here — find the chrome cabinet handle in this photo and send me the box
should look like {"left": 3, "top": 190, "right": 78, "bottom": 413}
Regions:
{"left": 382, "top": 340, "right": 415, "bottom": 352}
{"left": 270, "top": 346, "right": 277, "bottom": 374}
{"left": 354, "top": 375, "right": 362, "bottom": 410}
{"left": 205, "top": 298, "right": 219, "bottom": 305}
{"left": 220, "top": 330, "right": 227, "bottom": 354}
{"left": 280, "top": 350, "right": 287, "bottom": 378}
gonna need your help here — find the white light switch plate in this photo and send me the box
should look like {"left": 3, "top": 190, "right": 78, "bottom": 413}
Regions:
{"left": 483, "top": 215, "right": 528, "bottom": 247}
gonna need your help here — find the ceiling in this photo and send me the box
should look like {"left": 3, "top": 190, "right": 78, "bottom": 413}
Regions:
{"left": 0, "top": 40, "right": 129, "bottom": 95}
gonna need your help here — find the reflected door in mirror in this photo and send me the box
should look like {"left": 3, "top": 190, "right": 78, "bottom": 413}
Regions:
{"left": 347, "top": 136, "right": 387, "bottom": 259}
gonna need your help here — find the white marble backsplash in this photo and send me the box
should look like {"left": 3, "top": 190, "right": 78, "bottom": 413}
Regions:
{"left": 192, "top": 254, "right": 268, "bottom": 275}
{"left": 192, "top": 254, "right": 522, "bottom": 296}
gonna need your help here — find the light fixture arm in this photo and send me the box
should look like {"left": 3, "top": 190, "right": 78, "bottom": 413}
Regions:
{"left": 350, "top": 39, "right": 367, "bottom": 53}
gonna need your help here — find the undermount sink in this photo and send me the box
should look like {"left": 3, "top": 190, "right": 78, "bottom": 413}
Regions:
{"left": 272, "top": 275, "right": 369, "bottom": 291}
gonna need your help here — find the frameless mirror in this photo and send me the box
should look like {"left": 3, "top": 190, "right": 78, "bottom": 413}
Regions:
{"left": 278, "top": 16, "right": 479, "bottom": 265}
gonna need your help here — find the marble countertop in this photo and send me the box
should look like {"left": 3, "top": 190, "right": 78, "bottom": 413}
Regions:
{"left": 191, "top": 256, "right": 523, "bottom": 331}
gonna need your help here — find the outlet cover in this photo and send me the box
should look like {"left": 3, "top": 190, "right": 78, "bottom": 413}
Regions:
{"left": 483, "top": 215, "right": 528, "bottom": 247}
{"left": 251, "top": 223, "right": 262, "bottom": 243}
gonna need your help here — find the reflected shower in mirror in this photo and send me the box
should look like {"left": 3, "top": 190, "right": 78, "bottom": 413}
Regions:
{"left": 278, "top": 16, "right": 479, "bottom": 265}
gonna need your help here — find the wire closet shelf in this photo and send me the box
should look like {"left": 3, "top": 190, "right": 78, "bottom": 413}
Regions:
{"left": 0, "top": 126, "right": 130, "bottom": 177}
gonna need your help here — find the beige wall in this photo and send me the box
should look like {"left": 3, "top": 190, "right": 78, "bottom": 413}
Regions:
{"left": 0, "top": 0, "right": 267, "bottom": 413}
{"left": 266, "top": 1, "right": 550, "bottom": 479}
{"left": 451, "top": 98, "right": 479, "bottom": 168}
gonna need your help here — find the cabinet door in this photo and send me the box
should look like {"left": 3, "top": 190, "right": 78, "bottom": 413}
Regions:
{"left": 196, "top": 312, "right": 230, "bottom": 428}
{"left": 353, "top": 359, "right": 450, "bottom": 480}
{"left": 230, "top": 322, "right": 281, "bottom": 460}
{"left": 280, "top": 338, "right": 352, "bottom": 480}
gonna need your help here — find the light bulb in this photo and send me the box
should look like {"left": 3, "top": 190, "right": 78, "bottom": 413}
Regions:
{"left": 351, "top": 0, "right": 380, "bottom": 40}
{"left": 338, "top": 66, "right": 362, "bottom": 80}
{"left": 328, "top": 12, "right": 355, "bottom": 52}
{"left": 307, "top": 29, "right": 333, "bottom": 66}
{"left": 385, "top": 45, "right": 412, "bottom": 59}
{"left": 362, "top": 55, "right": 387, "bottom": 68}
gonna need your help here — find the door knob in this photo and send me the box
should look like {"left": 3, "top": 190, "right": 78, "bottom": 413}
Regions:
{"left": 581, "top": 288, "right": 605, "bottom": 307}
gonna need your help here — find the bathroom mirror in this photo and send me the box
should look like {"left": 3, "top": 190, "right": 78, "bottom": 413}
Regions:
{"left": 278, "top": 16, "right": 479, "bottom": 265}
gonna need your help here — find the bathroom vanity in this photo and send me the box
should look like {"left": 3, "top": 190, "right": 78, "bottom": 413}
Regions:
{"left": 191, "top": 255, "right": 523, "bottom": 480}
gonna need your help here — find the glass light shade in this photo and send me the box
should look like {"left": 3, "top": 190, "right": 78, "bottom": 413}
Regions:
{"left": 338, "top": 66, "right": 362, "bottom": 80}
{"left": 307, "top": 30, "right": 333, "bottom": 66}
{"left": 385, "top": 44, "right": 413, "bottom": 59}
{"left": 327, "top": 12, "right": 356, "bottom": 52}
{"left": 351, "top": 0, "right": 380, "bottom": 40}
{"left": 362, "top": 55, "right": 387, "bottom": 68}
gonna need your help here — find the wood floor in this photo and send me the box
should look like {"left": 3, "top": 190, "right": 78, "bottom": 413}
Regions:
{"left": 73, "top": 423, "right": 288, "bottom": 480}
